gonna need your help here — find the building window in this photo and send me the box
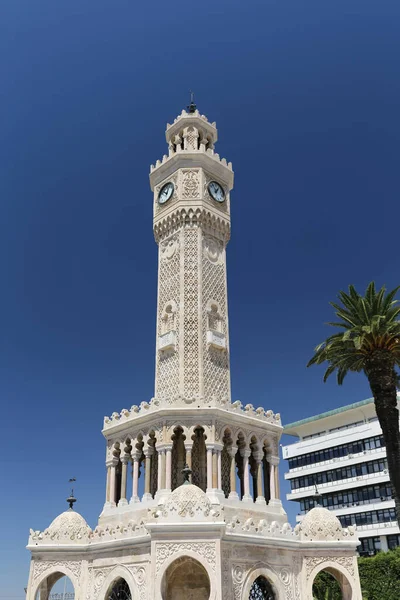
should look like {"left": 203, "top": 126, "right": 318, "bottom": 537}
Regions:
{"left": 288, "top": 435, "right": 385, "bottom": 470}
{"left": 290, "top": 457, "right": 388, "bottom": 490}
{"left": 387, "top": 534, "right": 400, "bottom": 550}
{"left": 299, "top": 482, "right": 392, "bottom": 513}
{"left": 359, "top": 536, "right": 381, "bottom": 556}
{"left": 338, "top": 508, "right": 396, "bottom": 528}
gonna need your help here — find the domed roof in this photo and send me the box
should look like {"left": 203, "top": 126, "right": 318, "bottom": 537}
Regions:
{"left": 45, "top": 509, "right": 92, "bottom": 542}
{"left": 164, "top": 482, "right": 212, "bottom": 518}
{"left": 299, "top": 506, "right": 344, "bottom": 541}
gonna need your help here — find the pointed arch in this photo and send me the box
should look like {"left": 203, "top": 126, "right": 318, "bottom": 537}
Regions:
{"left": 241, "top": 565, "right": 283, "bottom": 600}
{"left": 98, "top": 565, "right": 141, "bottom": 600}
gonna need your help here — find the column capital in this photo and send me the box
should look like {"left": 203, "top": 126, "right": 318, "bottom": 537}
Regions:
{"left": 253, "top": 451, "right": 264, "bottom": 464}
{"left": 120, "top": 453, "right": 131, "bottom": 465}
{"left": 240, "top": 448, "right": 252, "bottom": 459}
{"left": 206, "top": 443, "right": 224, "bottom": 452}
{"left": 268, "top": 455, "right": 279, "bottom": 466}
{"left": 106, "top": 456, "right": 119, "bottom": 468}
{"left": 227, "top": 445, "right": 238, "bottom": 458}
{"left": 143, "top": 446, "right": 154, "bottom": 459}
{"left": 131, "top": 450, "right": 142, "bottom": 462}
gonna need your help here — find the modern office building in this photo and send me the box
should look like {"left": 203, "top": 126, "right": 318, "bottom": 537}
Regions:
{"left": 282, "top": 396, "right": 400, "bottom": 556}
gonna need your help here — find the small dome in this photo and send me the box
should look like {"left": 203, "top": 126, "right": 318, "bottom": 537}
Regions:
{"left": 45, "top": 509, "right": 92, "bottom": 542}
{"left": 299, "top": 506, "right": 344, "bottom": 541}
{"left": 165, "top": 483, "right": 212, "bottom": 517}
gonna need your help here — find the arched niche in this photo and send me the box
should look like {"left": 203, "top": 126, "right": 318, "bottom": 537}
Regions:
{"left": 161, "top": 556, "right": 210, "bottom": 600}
{"left": 241, "top": 566, "right": 283, "bottom": 600}
{"left": 105, "top": 577, "right": 132, "bottom": 600}
{"left": 34, "top": 572, "right": 75, "bottom": 600}
{"left": 307, "top": 563, "right": 356, "bottom": 600}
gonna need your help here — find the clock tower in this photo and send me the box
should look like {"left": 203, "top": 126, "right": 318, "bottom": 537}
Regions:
{"left": 150, "top": 102, "right": 234, "bottom": 404}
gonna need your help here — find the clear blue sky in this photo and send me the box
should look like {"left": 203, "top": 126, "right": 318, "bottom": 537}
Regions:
{"left": 1, "top": 0, "right": 400, "bottom": 597}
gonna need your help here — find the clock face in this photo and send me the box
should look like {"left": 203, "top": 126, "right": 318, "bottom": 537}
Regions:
{"left": 208, "top": 181, "right": 225, "bottom": 203}
{"left": 158, "top": 182, "right": 174, "bottom": 205}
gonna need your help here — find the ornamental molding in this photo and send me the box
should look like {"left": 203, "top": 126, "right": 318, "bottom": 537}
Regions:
{"left": 33, "top": 560, "right": 82, "bottom": 582}
{"left": 153, "top": 208, "right": 230, "bottom": 244}
{"left": 155, "top": 541, "right": 216, "bottom": 574}
{"left": 304, "top": 555, "right": 355, "bottom": 579}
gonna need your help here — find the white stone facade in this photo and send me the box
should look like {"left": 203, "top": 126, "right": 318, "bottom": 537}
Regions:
{"left": 26, "top": 107, "right": 364, "bottom": 600}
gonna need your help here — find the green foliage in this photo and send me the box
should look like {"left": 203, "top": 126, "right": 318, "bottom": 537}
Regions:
{"left": 307, "top": 282, "right": 400, "bottom": 384}
{"left": 359, "top": 547, "right": 400, "bottom": 600}
{"left": 312, "top": 571, "right": 342, "bottom": 600}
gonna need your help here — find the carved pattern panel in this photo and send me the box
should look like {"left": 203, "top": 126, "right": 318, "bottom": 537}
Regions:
{"left": 202, "top": 232, "right": 230, "bottom": 401}
{"left": 183, "top": 227, "right": 201, "bottom": 396}
{"left": 156, "top": 232, "right": 181, "bottom": 399}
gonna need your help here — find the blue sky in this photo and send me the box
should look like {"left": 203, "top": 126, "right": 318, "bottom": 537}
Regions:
{"left": 1, "top": 0, "right": 400, "bottom": 597}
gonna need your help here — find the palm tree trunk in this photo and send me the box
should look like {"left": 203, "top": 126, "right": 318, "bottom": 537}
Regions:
{"left": 365, "top": 350, "right": 400, "bottom": 528}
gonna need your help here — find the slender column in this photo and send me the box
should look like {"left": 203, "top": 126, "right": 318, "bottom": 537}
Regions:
{"left": 255, "top": 452, "right": 266, "bottom": 505}
{"left": 212, "top": 450, "right": 218, "bottom": 488}
{"left": 206, "top": 446, "right": 213, "bottom": 491}
{"left": 142, "top": 447, "right": 154, "bottom": 501}
{"left": 157, "top": 449, "right": 163, "bottom": 492}
{"left": 228, "top": 447, "right": 239, "bottom": 500}
{"left": 109, "top": 457, "right": 119, "bottom": 507}
{"left": 118, "top": 454, "right": 129, "bottom": 506}
{"left": 269, "top": 459, "right": 276, "bottom": 501}
{"left": 105, "top": 464, "right": 111, "bottom": 504}
{"left": 130, "top": 451, "right": 141, "bottom": 503}
{"left": 241, "top": 449, "right": 252, "bottom": 502}
{"left": 217, "top": 449, "right": 222, "bottom": 490}
{"left": 185, "top": 440, "right": 194, "bottom": 482}
{"left": 165, "top": 445, "right": 172, "bottom": 491}
{"left": 274, "top": 461, "right": 280, "bottom": 499}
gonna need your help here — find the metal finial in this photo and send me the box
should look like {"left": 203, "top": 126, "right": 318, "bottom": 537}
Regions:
{"left": 312, "top": 484, "right": 322, "bottom": 507}
{"left": 67, "top": 478, "right": 77, "bottom": 510}
{"left": 187, "top": 91, "right": 196, "bottom": 113}
{"left": 181, "top": 463, "right": 192, "bottom": 484}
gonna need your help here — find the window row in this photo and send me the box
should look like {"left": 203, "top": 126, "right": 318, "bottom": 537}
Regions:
{"left": 358, "top": 536, "right": 381, "bottom": 556}
{"left": 290, "top": 458, "right": 388, "bottom": 490}
{"left": 289, "top": 435, "right": 385, "bottom": 469}
{"left": 387, "top": 534, "right": 400, "bottom": 550}
{"left": 339, "top": 508, "right": 396, "bottom": 528}
{"left": 299, "top": 482, "right": 392, "bottom": 513}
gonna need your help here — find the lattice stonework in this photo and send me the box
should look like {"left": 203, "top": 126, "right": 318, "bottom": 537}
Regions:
{"left": 156, "top": 231, "right": 181, "bottom": 398}
{"left": 183, "top": 227, "right": 201, "bottom": 396}
{"left": 202, "top": 232, "right": 230, "bottom": 400}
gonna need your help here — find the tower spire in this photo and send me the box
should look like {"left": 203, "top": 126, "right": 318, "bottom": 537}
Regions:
{"left": 187, "top": 90, "right": 196, "bottom": 113}
{"left": 67, "top": 477, "right": 77, "bottom": 510}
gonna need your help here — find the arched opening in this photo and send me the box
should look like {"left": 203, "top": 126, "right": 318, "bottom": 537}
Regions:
{"left": 35, "top": 573, "right": 75, "bottom": 600}
{"left": 311, "top": 567, "right": 352, "bottom": 600}
{"left": 171, "top": 427, "right": 186, "bottom": 490}
{"left": 191, "top": 427, "right": 207, "bottom": 491}
{"left": 106, "top": 577, "right": 132, "bottom": 600}
{"left": 249, "top": 575, "right": 275, "bottom": 599}
{"left": 162, "top": 556, "right": 210, "bottom": 600}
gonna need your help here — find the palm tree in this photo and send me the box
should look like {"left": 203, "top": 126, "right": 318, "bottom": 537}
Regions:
{"left": 308, "top": 282, "right": 400, "bottom": 526}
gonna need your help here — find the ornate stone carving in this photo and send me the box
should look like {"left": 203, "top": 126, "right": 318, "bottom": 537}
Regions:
{"left": 181, "top": 169, "right": 200, "bottom": 199}
{"left": 203, "top": 236, "right": 223, "bottom": 264}
{"left": 304, "top": 555, "right": 355, "bottom": 578}
{"left": 33, "top": 560, "right": 82, "bottom": 582}
{"left": 155, "top": 542, "right": 216, "bottom": 573}
{"left": 232, "top": 564, "right": 246, "bottom": 600}
{"left": 160, "top": 235, "right": 178, "bottom": 261}
{"left": 128, "top": 565, "right": 147, "bottom": 600}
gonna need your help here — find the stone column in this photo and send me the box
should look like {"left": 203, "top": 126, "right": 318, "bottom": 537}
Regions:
{"left": 241, "top": 449, "right": 252, "bottom": 503}
{"left": 274, "top": 461, "right": 280, "bottom": 499}
{"left": 269, "top": 460, "right": 276, "bottom": 499}
{"left": 142, "top": 446, "right": 154, "bottom": 502}
{"left": 212, "top": 450, "right": 218, "bottom": 489}
{"left": 130, "top": 451, "right": 141, "bottom": 504}
{"left": 105, "top": 463, "right": 111, "bottom": 504}
{"left": 165, "top": 445, "right": 172, "bottom": 491}
{"left": 255, "top": 452, "right": 266, "bottom": 505}
{"left": 228, "top": 447, "right": 239, "bottom": 500}
{"left": 206, "top": 446, "right": 213, "bottom": 491}
{"left": 118, "top": 454, "right": 130, "bottom": 506}
{"left": 109, "top": 457, "right": 119, "bottom": 507}
{"left": 157, "top": 448, "right": 163, "bottom": 492}
{"left": 185, "top": 440, "right": 194, "bottom": 482}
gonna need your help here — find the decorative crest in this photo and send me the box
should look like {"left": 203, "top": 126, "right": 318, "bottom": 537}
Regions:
{"left": 67, "top": 477, "right": 77, "bottom": 510}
